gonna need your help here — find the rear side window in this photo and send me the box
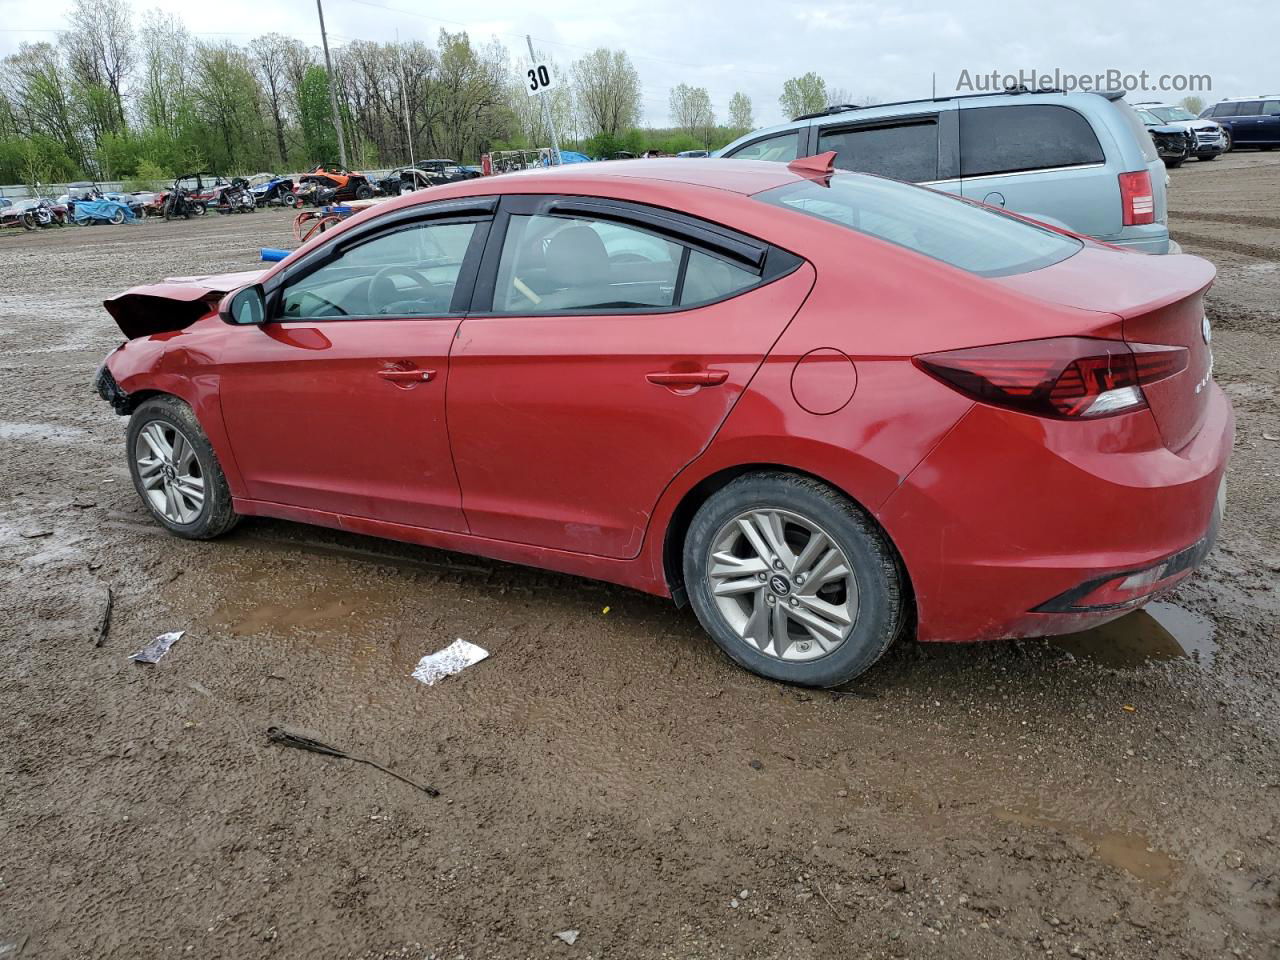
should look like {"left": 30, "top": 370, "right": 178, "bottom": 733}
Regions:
{"left": 756, "top": 173, "right": 1082, "bottom": 277}
{"left": 818, "top": 120, "right": 938, "bottom": 182}
{"left": 1233, "top": 101, "right": 1264, "bottom": 117}
{"left": 727, "top": 132, "right": 800, "bottom": 163}
{"left": 960, "top": 105, "right": 1105, "bottom": 177}
{"left": 681, "top": 250, "right": 760, "bottom": 305}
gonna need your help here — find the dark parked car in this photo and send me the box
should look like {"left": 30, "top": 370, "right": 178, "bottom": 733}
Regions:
{"left": 1199, "top": 96, "right": 1280, "bottom": 150}
{"left": 1136, "top": 108, "right": 1194, "bottom": 167}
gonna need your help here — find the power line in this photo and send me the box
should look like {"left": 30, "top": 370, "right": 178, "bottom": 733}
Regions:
{"left": 338, "top": 0, "right": 783, "bottom": 81}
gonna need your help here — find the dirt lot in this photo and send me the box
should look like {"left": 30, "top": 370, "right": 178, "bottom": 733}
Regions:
{"left": 2, "top": 155, "right": 1278, "bottom": 960}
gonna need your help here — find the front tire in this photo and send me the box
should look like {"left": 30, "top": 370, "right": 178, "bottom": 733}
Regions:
{"left": 127, "top": 396, "right": 239, "bottom": 540}
{"left": 683, "top": 473, "right": 906, "bottom": 687}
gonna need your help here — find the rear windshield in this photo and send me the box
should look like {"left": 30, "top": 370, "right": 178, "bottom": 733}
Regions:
{"left": 756, "top": 173, "right": 1082, "bottom": 277}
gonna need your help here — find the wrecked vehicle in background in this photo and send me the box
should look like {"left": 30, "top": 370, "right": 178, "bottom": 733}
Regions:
{"left": 299, "top": 165, "right": 375, "bottom": 202}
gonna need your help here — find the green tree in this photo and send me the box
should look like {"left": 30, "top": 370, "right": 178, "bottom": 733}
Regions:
{"left": 779, "top": 72, "right": 827, "bottom": 120}
{"left": 1180, "top": 95, "right": 1205, "bottom": 116}
{"left": 572, "top": 48, "right": 641, "bottom": 137}
{"left": 299, "top": 65, "right": 338, "bottom": 165}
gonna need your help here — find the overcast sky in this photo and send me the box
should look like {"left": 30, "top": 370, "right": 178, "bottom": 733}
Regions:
{"left": 1, "top": 0, "right": 1274, "bottom": 128}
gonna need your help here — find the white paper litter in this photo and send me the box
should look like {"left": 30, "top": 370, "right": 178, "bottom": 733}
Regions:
{"left": 554, "top": 930, "right": 579, "bottom": 945}
{"left": 130, "top": 630, "right": 185, "bottom": 664}
{"left": 411, "top": 639, "right": 489, "bottom": 686}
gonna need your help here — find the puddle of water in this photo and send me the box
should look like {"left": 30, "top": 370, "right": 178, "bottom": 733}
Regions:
{"left": 1048, "top": 601, "right": 1216, "bottom": 669}
{"left": 994, "top": 808, "right": 1176, "bottom": 883}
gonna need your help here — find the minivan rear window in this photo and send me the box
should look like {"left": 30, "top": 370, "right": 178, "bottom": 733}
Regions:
{"left": 1233, "top": 101, "right": 1264, "bottom": 117}
{"left": 960, "top": 104, "right": 1105, "bottom": 177}
{"left": 756, "top": 173, "right": 1082, "bottom": 277}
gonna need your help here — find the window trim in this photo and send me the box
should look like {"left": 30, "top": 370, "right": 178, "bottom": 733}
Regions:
{"left": 468, "top": 194, "right": 802, "bottom": 318}
{"left": 265, "top": 212, "right": 491, "bottom": 323}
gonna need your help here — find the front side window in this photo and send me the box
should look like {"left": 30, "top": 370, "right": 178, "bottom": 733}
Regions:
{"left": 727, "top": 131, "right": 800, "bottom": 163}
{"left": 757, "top": 172, "right": 1082, "bottom": 277}
{"left": 818, "top": 120, "right": 939, "bottom": 182}
{"left": 279, "top": 220, "right": 478, "bottom": 319}
{"left": 491, "top": 213, "right": 766, "bottom": 313}
{"left": 1211, "top": 103, "right": 1237, "bottom": 117}
{"left": 960, "top": 105, "right": 1105, "bottom": 177}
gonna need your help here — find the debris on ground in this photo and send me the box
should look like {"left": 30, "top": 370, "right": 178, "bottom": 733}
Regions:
{"left": 130, "top": 630, "right": 184, "bottom": 664}
{"left": 18, "top": 528, "right": 52, "bottom": 539}
{"left": 266, "top": 725, "right": 439, "bottom": 797}
{"left": 411, "top": 638, "right": 489, "bottom": 686}
{"left": 94, "top": 587, "right": 113, "bottom": 647}
{"left": 554, "top": 930, "right": 579, "bottom": 945}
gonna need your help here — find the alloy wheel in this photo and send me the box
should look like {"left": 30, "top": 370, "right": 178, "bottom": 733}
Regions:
{"left": 134, "top": 420, "right": 206, "bottom": 524}
{"left": 706, "top": 508, "right": 859, "bottom": 662}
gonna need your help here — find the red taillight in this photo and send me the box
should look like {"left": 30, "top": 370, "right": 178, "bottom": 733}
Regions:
{"left": 913, "top": 337, "right": 1187, "bottom": 419}
{"left": 1119, "top": 171, "right": 1154, "bottom": 226}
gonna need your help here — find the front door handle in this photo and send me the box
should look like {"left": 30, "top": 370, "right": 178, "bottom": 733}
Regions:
{"left": 378, "top": 368, "right": 434, "bottom": 383}
{"left": 646, "top": 369, "right": 729, "bottom": 388}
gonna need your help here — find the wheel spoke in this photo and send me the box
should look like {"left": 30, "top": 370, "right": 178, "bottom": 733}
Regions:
{"left": 740, "top": 588, "right": 772, "bottom": 649}
{"left": 770, "top": 603, "right": 791, "bottom": 657}
{"left": 799, "top": 547, "right": 849, "bottom": 592}
{"left": 137, "top": 457, "right": 165, "bottom": 488}
{"left": 788, "top": 602, "right": 847, "bottom": 648}
{"left": 792, "top": 531, "right": 830, "bottom": 581}
{"left": 141, "top": 424, "right": 172, "bottom": 461}
{"left": 734, "top": 515, "right": 774, "bottom": 565}
{"left": 752, "top": 510, "right": 797, "bottom": 569}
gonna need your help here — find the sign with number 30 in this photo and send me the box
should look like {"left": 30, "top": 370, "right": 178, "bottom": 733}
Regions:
{"left": 526, "top": 62, "right": 554, "bottom": 97}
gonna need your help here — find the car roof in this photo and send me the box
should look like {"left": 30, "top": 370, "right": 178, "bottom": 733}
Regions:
{"left": 1219, "top": 94, "right": 1280, "bottom": 101}
{"left": 409, "top": 158, "right": 806, "bottom": 201}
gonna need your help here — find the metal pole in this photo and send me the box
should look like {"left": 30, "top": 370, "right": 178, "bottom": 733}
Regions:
{"left": 316, "top": 0, "right": 349, "bottom": 169}
{"left": 526, "top": 34, "right": 561, "bottom": 165}
{"left": 398, "top": 31, "right": 414, "bottom": 170}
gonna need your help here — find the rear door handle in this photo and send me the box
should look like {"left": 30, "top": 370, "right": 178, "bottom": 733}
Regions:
{"left": 646, "top": 369, "right": 729, "bottom": 388}
{"left": 378, "top": 368, "right": 434, "bottom": 383}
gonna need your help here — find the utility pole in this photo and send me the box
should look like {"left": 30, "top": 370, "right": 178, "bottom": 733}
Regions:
{"left": 526, "top": 34, "right": 562, "bottom": 165}
{"left": 316, "top": 0, "right": 349, "bottom": 169}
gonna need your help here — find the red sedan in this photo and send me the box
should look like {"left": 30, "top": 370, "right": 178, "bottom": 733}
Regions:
{"left": 95, "top": 156, "right": 1231, "bottom": 687}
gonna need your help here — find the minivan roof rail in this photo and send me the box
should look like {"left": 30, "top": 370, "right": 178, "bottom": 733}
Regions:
{"left": 790, "top": 86, "right": 1110, "bottom": 122}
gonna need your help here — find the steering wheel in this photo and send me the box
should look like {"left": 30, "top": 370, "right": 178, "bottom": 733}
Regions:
{"left": 370, "top": 266, "right": 436, "bottom": 313}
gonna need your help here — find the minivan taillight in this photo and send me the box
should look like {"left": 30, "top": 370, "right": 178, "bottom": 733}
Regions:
{"left": 913, "top": 337, "right": 1188, "bottom": 419}
{"left": 1119, "top": 171, "right": 1154, "bottom": 226}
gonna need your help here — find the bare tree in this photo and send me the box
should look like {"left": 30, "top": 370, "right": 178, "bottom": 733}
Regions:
{"left": 510, "top": 57, "right": 574, "bottom": 148}
{"left": 64, "top": 0, "right": 134, "bottom": 132}
{"left": 827, "top": 85, "right": 857, "bottom": 107}
{"left": 572, "top": 48, "right": 641, "bottom": 137}
{"left": 779, "top": 72, "right": 827, "bottom": 120}
{"left": 669, "top": 83, "right": 714, "bottom": 143}
{"left": 1180, "top": 95, "right": 1205, "bottom": 116}
{"left": 137, "top": 11, "right": 190, "bottom": 133}
{"left": 252, "top": 34, "right": 305, "bottom": 165}
{"left": 728, "top": 91, "right": 753, "bottom": 132}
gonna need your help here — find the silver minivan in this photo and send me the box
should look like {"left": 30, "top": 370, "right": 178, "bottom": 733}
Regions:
{"left": 716, "top": 90, "right": 1174, "bottom": 254}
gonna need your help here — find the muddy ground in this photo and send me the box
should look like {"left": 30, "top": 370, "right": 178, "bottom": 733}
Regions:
{"left": 1, "top": 154, "right": 1278, "bottom": 960}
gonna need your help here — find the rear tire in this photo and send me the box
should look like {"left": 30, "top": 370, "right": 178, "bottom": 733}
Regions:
{"left": 683, "top": 472, "right": 906, "bottom": 687}
{"left": 1197, "top": 154, "right": 1218, "bottom": 161}
{"left": 127, "top": 396, "right": 240, "bottom": 540}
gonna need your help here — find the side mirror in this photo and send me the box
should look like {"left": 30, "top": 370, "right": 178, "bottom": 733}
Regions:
{"left": 223, "top": 284, "right": 267, "bottom": 326}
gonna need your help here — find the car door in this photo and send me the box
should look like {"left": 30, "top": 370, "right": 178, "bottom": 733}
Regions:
{"left": 216, "top": 206, "right": 491, "bottom": 531}
{"left": 1225, "top": 101, "right": 1263, "bottom": 145}
{"left": 446, "top": 196, "right": 815, "bottom": 559}
{"left": 958, "top": 103, "right": 1112, "bottom": 238}
{"left": 1259, "top": 99, "right": 1280, "bottom": 144}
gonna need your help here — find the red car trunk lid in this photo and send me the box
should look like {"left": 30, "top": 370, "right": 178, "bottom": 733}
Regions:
{"left": 994, "top": 246, "right": 1215, "bottom": 451}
